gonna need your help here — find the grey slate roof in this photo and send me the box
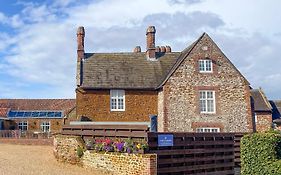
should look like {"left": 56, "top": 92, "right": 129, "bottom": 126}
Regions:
{"left": 81, "top": 52, "right": 181, "bottom": 89}
{"left": 250, "top": 89, "right": 272, "bottom": 112}
{"left": 270, "top": 100, "right": 281, "bottom": 120}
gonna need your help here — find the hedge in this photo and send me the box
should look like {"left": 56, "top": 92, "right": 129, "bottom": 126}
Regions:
{"left": 241, "top": 132, "right": 281, "bottom": 175}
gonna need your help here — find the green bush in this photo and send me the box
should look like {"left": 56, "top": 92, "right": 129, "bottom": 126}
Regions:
{"left": 241, "top": 132, "right": 281, "bottom": 175}
{"left": 76, "top": 146, "right": 84, "bottom": 158}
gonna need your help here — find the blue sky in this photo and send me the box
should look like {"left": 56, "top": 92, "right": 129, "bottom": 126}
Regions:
{"left": 0, "top": 0, "right": 281, "bottom": 99}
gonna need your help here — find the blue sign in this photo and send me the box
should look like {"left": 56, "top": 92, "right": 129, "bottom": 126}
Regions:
{"left": 158, "top": 134, "right": 174, "bottom": 147}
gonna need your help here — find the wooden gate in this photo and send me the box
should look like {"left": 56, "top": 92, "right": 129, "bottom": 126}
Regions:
{"left": 146, "top": 132, "right": 235, "bottom": 175}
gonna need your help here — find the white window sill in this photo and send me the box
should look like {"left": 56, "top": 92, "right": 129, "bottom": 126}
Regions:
{"left": 110, "top": 109, "right": 125, "bottom": 112}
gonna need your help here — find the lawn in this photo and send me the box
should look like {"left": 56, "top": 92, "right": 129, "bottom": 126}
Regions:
{"left": 0, "top": 143, "right": 104, "bottom": 175}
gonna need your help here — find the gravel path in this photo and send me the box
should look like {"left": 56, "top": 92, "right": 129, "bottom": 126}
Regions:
{"left": 0, "top": 143, "right": 104, "bottom": 175}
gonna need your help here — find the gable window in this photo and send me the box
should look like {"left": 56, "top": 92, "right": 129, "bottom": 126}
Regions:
{"left": 18, "top": 121, "right": 28, "bottom": 130}
{"left": 41, "top": 121, "right": 50, "bottom": 132}
{"left": 199, "top": 59, "right": 212, "bottom": 72}
{"left": 199, "top": 91, "right": 215, "bottom": 113}
{"left": 110, "top": 90, "right": 125, "bottom": 111}
{"left": 196, "top": 127, "right": 220, "bottom": 133}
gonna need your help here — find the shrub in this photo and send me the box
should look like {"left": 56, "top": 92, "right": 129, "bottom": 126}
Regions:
{"left": 241, "top": 132, "right": 281, "bottom": 175}
{"left": 76, "top": 146, "right": 84, "bottom": 158}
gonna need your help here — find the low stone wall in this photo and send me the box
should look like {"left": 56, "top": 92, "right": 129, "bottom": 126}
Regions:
{"left": 0, "top": 138, "right": 53, "bottom": 145}
{"left": 83, "top": 151, "right": 157, "bottom": 175}
{"left": 53, "top": 135, "right": 85, "bottom": 164}
{"left": 54, "top": 135, "right": 157, "bottom": 175}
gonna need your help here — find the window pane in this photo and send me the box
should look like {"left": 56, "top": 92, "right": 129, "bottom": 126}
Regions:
{"left": 207, "top": 100, "right": 214, "bottom": 112}
{"left": 207, "top": 91, "right": 213, "bottom": 98}
{"left": 199, "top": 60, "right": 205, "bottom": 71}
{"left": 206, "top": 60, "right": 212, "bottom": 71}
{"left": 200, "top": 100, "right": 206, "bottom": 112}
{"left": 199, "top": 91, "right": 206, "bottom": 99}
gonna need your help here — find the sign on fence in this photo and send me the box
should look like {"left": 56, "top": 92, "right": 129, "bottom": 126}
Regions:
{"left": 158, "top": 134, "right": 173, "bottom": 146}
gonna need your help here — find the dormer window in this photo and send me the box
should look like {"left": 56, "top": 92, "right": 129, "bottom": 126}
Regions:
{"left": 199, "top": 59, "right": 212, "bottom": 73}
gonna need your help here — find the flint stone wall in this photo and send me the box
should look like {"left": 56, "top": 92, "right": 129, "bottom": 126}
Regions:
{"left": 54, "top": 135, "right": 157, "bottom": 175}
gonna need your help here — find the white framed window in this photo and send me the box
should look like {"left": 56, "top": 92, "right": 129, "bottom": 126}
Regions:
{"left": 196, "top": 127, "right": 220, "bottom": 133}
{"left": 18, "top": 121, "right": 28, "bottom": 130}
{"left": 110, "top": 90, "right": 125, "bottom": 111}
{"left": 199, "top": 91, "right": 216, "bottom": 113}
{"left": 199, "top": 59, "right": 213, "bottom": 72}
{"left": 40, "top": 121, "right": 50, "bottom": 132}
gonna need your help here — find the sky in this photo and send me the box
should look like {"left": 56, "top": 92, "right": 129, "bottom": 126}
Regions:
{"left": 0, "top": 0, "right": 280, "bottom": 100}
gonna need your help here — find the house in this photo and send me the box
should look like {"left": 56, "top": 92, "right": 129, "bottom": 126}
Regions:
{"left": 75, "top": 26, "right": 254, "bottom": 133}
{"left": 0, "top": 99, "right": 75, "bottom": 132}
{"left": 250, "top": 88, "right": 272, "bottom": 132}
{"left": 270, "top": 100, "right": 281, "bottom": 129}
{"left": 0, "top": 108, "right": 16, "bottom": 130}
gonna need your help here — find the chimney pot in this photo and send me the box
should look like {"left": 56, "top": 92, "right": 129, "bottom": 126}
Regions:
{"left": 166, "top": 46, "right": 171, "bottom": 52}
{"left": 133, "top": 46, "right": 141, "bottom": 53}
{"left": 155, "top": 46, "right": 161, "bottom": 52}
{"left": 160, "top": 46, "right": 166, "bottom": 53}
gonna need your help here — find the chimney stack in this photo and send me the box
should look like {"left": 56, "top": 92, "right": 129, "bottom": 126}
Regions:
{"left": 76, "top": 26, "right": 85, "bottom": 86}
{"left": 77, "top": 26, "right": 85, "bottom": 61}
{"left": 146, "top": 26, "right": 156, "bottom": 60}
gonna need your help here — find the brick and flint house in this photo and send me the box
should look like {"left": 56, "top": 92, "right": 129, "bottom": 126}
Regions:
{"left": 0, "top": 99, "right": 75, "bottom": 132}
{"left": 75, "top": 26, "right": 254, "bottom": 133}
{"left": 250, "top": 88, "right": 273, "bottom": 132}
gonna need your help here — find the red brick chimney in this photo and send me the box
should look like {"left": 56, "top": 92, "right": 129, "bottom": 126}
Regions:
{"left": 77, "top": 26, "right": 85, "bottom": 61}
{"left": 146, "top": 26, "right": 156, "bottom": 60}
{"left": 76, "top": 26, "right": 85, "bottom": 86}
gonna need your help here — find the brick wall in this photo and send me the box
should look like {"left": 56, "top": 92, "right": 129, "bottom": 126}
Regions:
{"left": 255, "top": 112, "right": 272, "bottom": 132}
{"left": 158, "top": 34, "right": 253, "bottom": 132}
{"left": 13, "top": 118, "right": 63, "bottom": 132}
{"left": 76, "top": 90, "right": 157, "bottom": 122}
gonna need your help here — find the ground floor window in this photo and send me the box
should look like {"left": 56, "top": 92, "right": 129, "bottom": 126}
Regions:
{"left": 196, "top": 127, "right": 220, "bottom": 133}
{"left": 40, "top": 121, "right": 50, "bottom": 132}
{"left": 18, "top": 121, "right": 28, "bottom": 130}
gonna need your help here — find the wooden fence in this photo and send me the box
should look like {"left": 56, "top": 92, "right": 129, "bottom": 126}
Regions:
{"left": 61, "top": 124, "right": 149, "bottom": 140}
{"left": 146, "top": 132, "right": 235, "bottom": 175}
{"left": 61, "top": 125, "right": 246, "bottom": 175}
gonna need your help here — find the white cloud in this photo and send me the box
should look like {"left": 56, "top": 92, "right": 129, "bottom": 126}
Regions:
{"left": 1, "top": 0, "right": 281, "bottom": 99}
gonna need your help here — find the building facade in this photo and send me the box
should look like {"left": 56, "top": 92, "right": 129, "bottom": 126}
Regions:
{"left": 0, "top": 99, "right": 75, "bottom": 132}
{"left": 75, "top": 26, "right": 254, "bottom": 133}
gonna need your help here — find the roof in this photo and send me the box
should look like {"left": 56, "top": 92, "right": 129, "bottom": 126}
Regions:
{"left": 81, "top": 52, "right": 180, "bottom": 89}
{"left": 0, "top": 99, "right": 76, "bottom": 116}
{"left": 250, "top": 89, "right": 272, "bottom": 112}
{"left": 0, "top": 108, "right": 9, "bottom": 117}
{"left": 270, "top": 100, "right": 281, "bottom": 120}
{"left": 80, "top": 33, "right": 249, "bottom": 89}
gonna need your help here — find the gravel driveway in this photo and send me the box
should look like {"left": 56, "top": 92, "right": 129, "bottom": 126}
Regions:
{"left": 0, "top": 143, "right": 104, "bottom": 175}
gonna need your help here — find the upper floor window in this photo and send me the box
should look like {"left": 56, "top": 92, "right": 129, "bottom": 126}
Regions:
{"left": 199, "top": 91, "right": 215, "bottom": 113}
{"left": 110, "top": 90, "right": 125, "bottom": 111}
{"left": 196, "top": 127, "right": 220, "bottom": 133}
{"left": 41, "top": 121, "right": 50, "bottom": 132}
{"left": 18, "top": 121, "right": 28, "bottom": 130}
{"left": 199, "top": 59, "right": 212, "bottom": 73}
